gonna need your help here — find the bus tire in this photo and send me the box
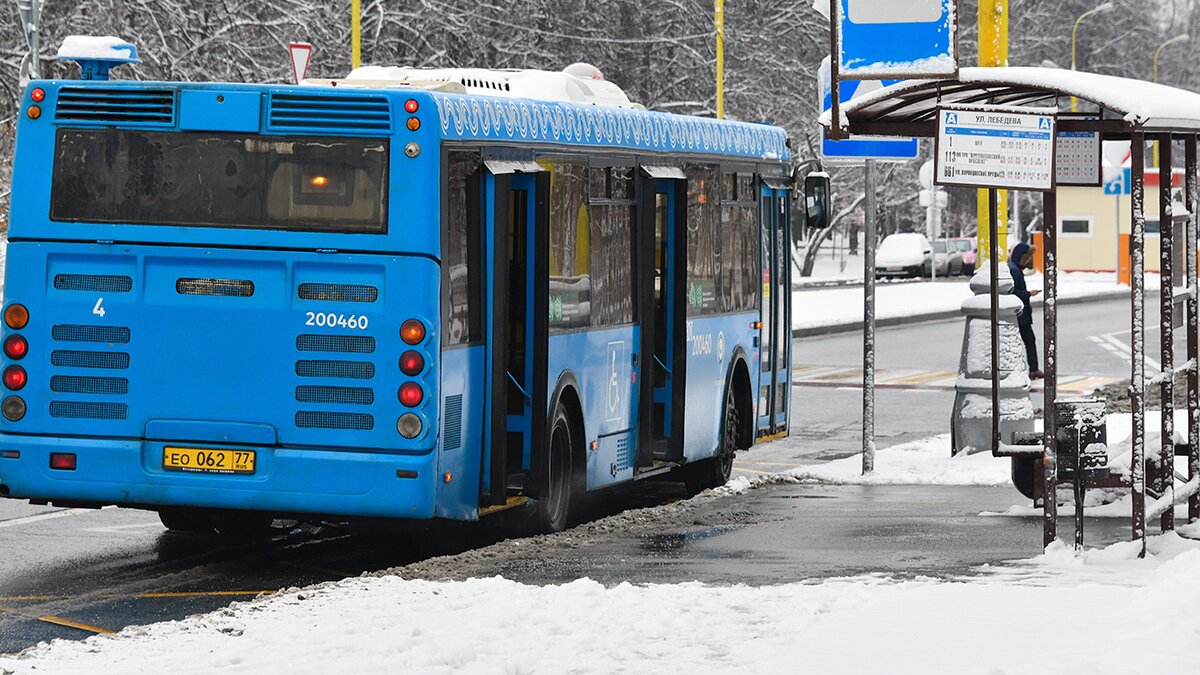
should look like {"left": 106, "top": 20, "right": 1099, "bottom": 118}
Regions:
{"left": 529, "top": 404, "right": 577, "bottom": 534}
{"left": 157, "top": 507, "right": 215, "bottom": 535}
{"left": 684, "top": 385, "right": 738, "bottom": 495}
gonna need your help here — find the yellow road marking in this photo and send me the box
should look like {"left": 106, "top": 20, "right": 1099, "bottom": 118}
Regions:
{"left": 0, "top": 607, "right": 114, "bottom": 635}
{"left": 732, "top": 467, "right": 777, "bottom": 475}
{"left": 0, "top": 590, "right": 277, "bottom": 603}
{"left": 135, "top": 590, "right": 276, "bottom": 599}
{"left": 883, "top": 370, "right": 958, "bottom": 386}
{"left": 35, "top": 615, "right": 115, "bottom": 634}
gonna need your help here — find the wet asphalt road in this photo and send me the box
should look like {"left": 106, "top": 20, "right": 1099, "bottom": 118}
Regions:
{"left": 0, "top": 295, "right": 1154, "bottom": 653}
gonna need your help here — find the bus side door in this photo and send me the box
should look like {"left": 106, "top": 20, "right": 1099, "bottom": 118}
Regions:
{"left": 636, "top": 174, "right": 687, "bottom": 466}
{"left": 757, "top": 185, "right": 792, "bottom": 437}
{"left": 481, "top": 164, "right": 549, "bottom": 506}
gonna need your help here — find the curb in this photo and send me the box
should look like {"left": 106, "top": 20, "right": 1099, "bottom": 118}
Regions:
{"left": 792, "top": 287, "right": 1158, "bottom": 339}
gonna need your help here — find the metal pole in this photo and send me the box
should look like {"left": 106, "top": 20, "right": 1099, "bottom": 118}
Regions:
{"left": 1043, "top": 189, "right": 1059, "bottom": 547}
{"left": 1131, "top": 133, "right": 1147, "bottom": 555}
{"left": 715, "top": 0, "right": 725, "bottom": 120}
{"left": 990, "top": 188, "right": 1001, "bottom": 454}
{"left": 828, "top": 2, "right": 843, "bottom": 141}
{"left": 863, "top": 160, "right": 878, "bottom": 475}
{"left": 1159, "top": 135, "right": 1176, "bottom": 532}
{"left": 351, "top": 0, "right": 362, "bottom": 69}
{"left": 1187, "top": 135, "right": 1200, "bottom": 524}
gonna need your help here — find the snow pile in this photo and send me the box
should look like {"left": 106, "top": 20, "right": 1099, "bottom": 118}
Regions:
{"left": 7, "top": 535, "right": 1200, "bottom": 674}
{"left": 778, "top": 434, "right": 1011, "bottom": 486}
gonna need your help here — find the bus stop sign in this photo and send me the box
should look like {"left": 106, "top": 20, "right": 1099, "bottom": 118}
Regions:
{"left": 819, "top": 57, "right": 919, "bottom": 162}
{"left": 836, "top": 0, "right": 958, "bottom": 79}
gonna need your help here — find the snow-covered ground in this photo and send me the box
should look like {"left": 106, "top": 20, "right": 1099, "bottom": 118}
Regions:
{"left": 793, "top": 270, "right": 1155, "bottom": 331}
{"left": 5, "top": 532, "right": 1200, "bottom": 674}
{"left": 6, "top": 413, "right": 1199, "bottom": 674}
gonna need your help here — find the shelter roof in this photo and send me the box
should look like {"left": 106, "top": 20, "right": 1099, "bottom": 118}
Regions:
{"left": 822, "top": 67, "right": 1200, "bottom": 137}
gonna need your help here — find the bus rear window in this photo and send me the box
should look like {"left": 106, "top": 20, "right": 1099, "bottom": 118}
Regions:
{"left": 50, "top": 130, "right": 388, "bottom": 234}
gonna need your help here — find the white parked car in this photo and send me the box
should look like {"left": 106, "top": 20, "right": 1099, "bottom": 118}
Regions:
{"left": 875, "top": 233, "right": 932, "bottom": 279}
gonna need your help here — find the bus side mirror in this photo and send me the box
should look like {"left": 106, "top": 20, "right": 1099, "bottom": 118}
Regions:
{"left": 804, "top": 173, "right": 831, "bottom": 229}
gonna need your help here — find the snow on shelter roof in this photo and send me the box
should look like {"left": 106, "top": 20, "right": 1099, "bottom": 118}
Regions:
{"left": 821, "top": 67, "right": 1200, "bottom": 135}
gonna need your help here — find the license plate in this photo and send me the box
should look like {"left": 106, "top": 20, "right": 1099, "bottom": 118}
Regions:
{"left": 163, "top": 447, "right": 255, "bottom": 475}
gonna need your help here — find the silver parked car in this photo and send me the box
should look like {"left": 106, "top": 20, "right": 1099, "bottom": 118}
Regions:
{"left": 932, "top": 239, "right": 965, "bottom": 277}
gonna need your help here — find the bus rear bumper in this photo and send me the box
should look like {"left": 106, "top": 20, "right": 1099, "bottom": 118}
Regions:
{"left": 0, "top": 434, "right": 439, "bottom": 520}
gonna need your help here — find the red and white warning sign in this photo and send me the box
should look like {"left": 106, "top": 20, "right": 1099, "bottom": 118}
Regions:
{"left": 289, "top": 42, "right": 313, "bottom": 84}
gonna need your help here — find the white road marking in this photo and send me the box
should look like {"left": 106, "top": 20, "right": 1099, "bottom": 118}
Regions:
{"left": 0, "top": 508, "right": 92, "bottom": 529}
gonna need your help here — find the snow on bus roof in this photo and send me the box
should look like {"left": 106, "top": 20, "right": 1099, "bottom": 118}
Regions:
{"left": 323, "top": 66, "right": 644, "bottom": 110}
{"left": 821, "top": 66, "right": 1200, "bottom": 133}
{"left": 56, "top": 35, "right": 140, "bottom": 62}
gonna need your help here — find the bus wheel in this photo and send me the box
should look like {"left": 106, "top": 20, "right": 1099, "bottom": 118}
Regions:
{"left": 157, "top": 508, "right": 215, "bottom": 535}
{"left": 1011, "top": 456, "right": 1038, "bottom": 501}
{"left": 685, "top": 385, "right": 739, "bottom": 495}
{"left": 529, "top": 404, "right": 576, "bottom": 533}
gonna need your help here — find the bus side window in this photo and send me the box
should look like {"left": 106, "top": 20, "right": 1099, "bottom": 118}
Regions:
{"left": 445, "top": 151, "right": 483, "bottom": 345}
{"left": 547, "top": 160, "right": 591, "bottom": 330}
{"left": 718, "top": 173, "right": 759, "bottom": 313}
{"left": 685, "top": 166, "right": 721, "bottom": 316}
{"left": 589, "top": 166, "right": 635, "bottom": 327}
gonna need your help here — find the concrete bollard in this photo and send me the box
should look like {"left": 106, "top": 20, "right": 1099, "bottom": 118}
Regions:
{"left": 951, "top": 265, "right": 1035, "bottom": 455}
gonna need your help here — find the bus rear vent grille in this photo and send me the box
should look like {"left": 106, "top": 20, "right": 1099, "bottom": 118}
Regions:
{"left": 55, "top": 88, "right": 175, "bottom": 126}
{"left": 444, "top": 395, "right": 463, "bottom": 450}
{"left": 51, "top": 375, "right": 129, "bottom": 395}
{"left": 267, "top": 94, "right": 391, "bottom": 134}
{"left": 54, "top": 274, "right": 133, "bottom": 293}
{"left": 51, "top": 350, "right": 130, "bottom": 370}
{"left": 177, "top": 278, "right": 255, "bottom": 297}
{"left": 616, "top": 436, "right": 632, "bottom": 471}
{"left": 295, "top": 386, "right": 373, "bottom": 405}
{"left": 295, "top": 411, "right": 374, "bottom": 430}
{"left": 49, "top": 401, "right": 128, "bottom": 420}
{"left": 298, "top": 283, "right": 379, "bottom": 303}
{"left": 296, "top": 334, "right": 375, "bottom": 354}
{"left": 295, "top": 360, "right": 375, "bottom": 379}
{"left": 52, "top": 325, "right": 131, "bottom": 344}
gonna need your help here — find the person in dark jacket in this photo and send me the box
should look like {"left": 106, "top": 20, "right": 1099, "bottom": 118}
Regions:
{"left": 1009, "top": 241, "right": 1043, "bottom": 379}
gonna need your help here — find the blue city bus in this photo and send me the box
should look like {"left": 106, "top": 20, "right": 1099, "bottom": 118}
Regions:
{"left": 0, "top": 51, "right": 814, "bottom": 533}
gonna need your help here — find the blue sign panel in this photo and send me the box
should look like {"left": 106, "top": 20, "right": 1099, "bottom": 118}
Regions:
{"left": 838, "top": 0, "right": 958, "bottom": 79}
{"left": 1104, "top": 167, "right": 1132, "bottom": 196}
{"left": 819, "top": 58, "right": 918, "bottom": 162}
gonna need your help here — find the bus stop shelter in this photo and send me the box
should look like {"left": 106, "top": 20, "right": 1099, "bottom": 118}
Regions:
{"left": 822, "top": 66, "right": 1200, "bottom": 554}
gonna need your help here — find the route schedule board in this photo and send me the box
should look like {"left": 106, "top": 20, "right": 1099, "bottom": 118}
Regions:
{"left": 935, "top": 106, "right": 1057, "bottom": 192}
{"left": 1055, "top": 114, "right": 1102, "bottom": 187}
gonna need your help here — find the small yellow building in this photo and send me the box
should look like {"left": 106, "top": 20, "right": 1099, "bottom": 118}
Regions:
{"left": 1053, "top": 169, "right": 1181, "bottom": 274}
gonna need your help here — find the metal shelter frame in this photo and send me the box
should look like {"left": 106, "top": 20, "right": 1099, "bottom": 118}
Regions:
{"left": 823, "top": 67, "right": 1200, "bottom": 555}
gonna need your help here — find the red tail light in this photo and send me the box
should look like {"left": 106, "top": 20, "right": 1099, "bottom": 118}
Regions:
{"left": 404, "top": 99, "right": 419, "bottom": 114}
{"left": 4, "top": 335, "right": 28, "bottom": 360}
{"left": 399, "top": 351, "right": 425, "bottom": 375}
{"left": 3, "top": 366, "right": 26, "bottom": 391}
{"left": 50, "top": 452, "right": 76, "bottom": 471}
{"left": 398, "top": 382, "right": 424, "bottom": 407}
{"left": 30, "top": 88, "right": 45, "bottom": 103}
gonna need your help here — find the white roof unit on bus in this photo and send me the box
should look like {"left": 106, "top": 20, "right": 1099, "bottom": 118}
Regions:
{"left": 312, "top": 64, "right": 643, "bottom": 110}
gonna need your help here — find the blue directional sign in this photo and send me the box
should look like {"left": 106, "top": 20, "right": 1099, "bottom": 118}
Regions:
{"left": 1103, "top": 167, "right": 1132, "bottom": 196}
{"left": 819, "top": 57, "right": 919, "bottom": 162}
{"left": 838, "top": 0, "right": 958, "bottom": 79}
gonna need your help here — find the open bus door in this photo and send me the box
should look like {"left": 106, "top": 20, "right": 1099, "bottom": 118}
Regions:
{"left": 637, "top": 171, "right": 688, "bottom": 467}
{"left": 757, "top": 182, "right": 792, "bottom": 438}
{"left": 481, "top": 162, "right": 549, "bottom": 506}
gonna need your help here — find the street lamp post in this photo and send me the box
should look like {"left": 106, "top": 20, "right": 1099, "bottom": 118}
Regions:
{"left": 1071, "top": 2, "right": 1114, "bottom": 112}
{"left": 1154, "top": 34, "right": 1190, "bottom": 83}
{"left": 1153, "top": 34, "right": 1188, "bottom": 167}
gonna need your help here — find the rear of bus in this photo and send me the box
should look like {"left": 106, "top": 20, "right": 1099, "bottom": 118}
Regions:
{"left": 0, "top": 78, "right": 467, "bottom": 521}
